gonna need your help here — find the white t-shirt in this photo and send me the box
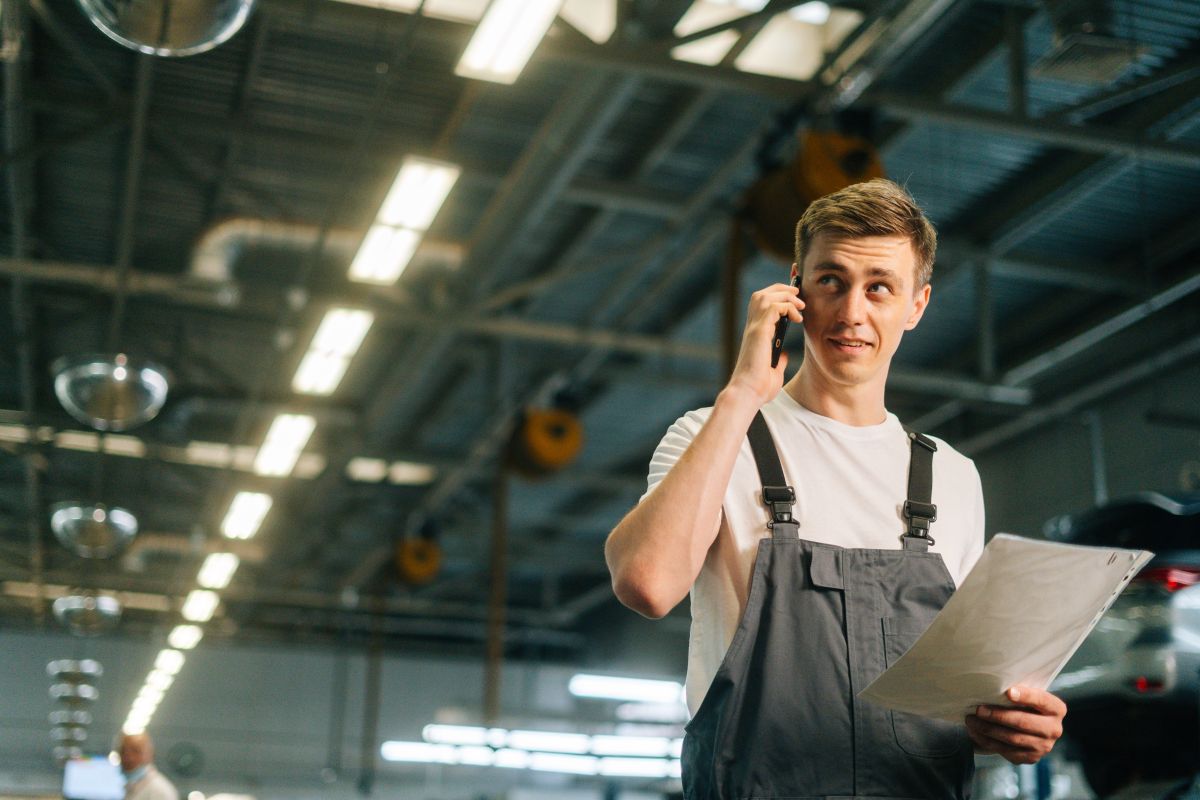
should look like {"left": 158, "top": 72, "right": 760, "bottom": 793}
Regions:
{"left": 126, "top": 765, "right": 179, "bottom": 800}
{"left": 642, "top": 390, "right": 986, "bottom": 716}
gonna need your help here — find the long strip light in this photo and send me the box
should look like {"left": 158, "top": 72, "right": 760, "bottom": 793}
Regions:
{"left": 456, "top": 0, "right": 564, "bottom": 84}
{"left": 421, "top": 723, "right": 682, "bottom": 759}
{"left": 253, "top": 414, "right": 316, "bottom": 477}
{"left": 383, "top": 735, "right": 681, "bottom": 778}
{"left": 568, "top": 673, "right": 685, "bottom": 704}
{"left": 221, "top": 492, "right": 273, "bottom": 540}
{"left": 123, "top": 652, "right": 185, "bottom": 735}
{"left": 181, "top": 590, "right": 220, "bottom": 623}
{"left": 197, "top": 553, "right": 240, "bottom": 590}
{"left": 168, "top": 624, "right": 203, "bottom": 650}
{"left": 350, "top": 157, "right": 460, "bottom": 285}
{"left": 292, "top": 308, "right": 374, "bottom": 395}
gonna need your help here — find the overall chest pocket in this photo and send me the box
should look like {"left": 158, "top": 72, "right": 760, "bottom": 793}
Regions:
{"left": 882, "top": 617, "right": 970, "bottom": 759}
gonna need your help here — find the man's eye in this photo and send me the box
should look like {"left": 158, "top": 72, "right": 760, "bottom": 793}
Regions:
{"left": 869, "top": 283, "right": 893, "bottom": 294}
{"left": 818, "top": 275, "right": 838, "bottom": 286}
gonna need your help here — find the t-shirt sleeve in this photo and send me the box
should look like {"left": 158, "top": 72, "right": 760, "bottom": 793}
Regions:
{"left": 639, "top": 408, "right": 711, "bottom": 504}
{"left": 959, "top": 463, "right": 986, "bottom": 580}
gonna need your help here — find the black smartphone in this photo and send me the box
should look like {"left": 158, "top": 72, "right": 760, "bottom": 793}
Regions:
{"left": 770, "top": 274, "right": 802, "bottom": 368}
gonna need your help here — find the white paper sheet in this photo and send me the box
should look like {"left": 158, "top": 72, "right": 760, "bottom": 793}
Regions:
{"left": 858, "top": 533, "right": 1153, "bottom": 722}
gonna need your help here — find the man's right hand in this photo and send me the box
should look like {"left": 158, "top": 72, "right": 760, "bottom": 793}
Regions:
{"left": 727, "top": 282, "right": 805, "bottom": 405}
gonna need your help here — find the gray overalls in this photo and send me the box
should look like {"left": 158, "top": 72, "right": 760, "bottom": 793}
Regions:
{"left": 682, "top": 412, "right": 974, "bottom": 800}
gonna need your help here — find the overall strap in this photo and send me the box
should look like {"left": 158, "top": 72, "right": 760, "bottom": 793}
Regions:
{"left": 901, "top": 426, "right": 938, "bottom": 552}
{"left": 747, "top": 412, "right": 799, "bottom": 539}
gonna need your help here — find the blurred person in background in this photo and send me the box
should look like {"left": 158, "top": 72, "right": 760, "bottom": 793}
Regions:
{"left": 118, "top": 732, "right": 179, "bottom": 800}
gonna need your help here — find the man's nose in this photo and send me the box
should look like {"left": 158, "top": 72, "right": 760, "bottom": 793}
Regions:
{"left": 836, "top": 289, "right": 868, "bottom": 325}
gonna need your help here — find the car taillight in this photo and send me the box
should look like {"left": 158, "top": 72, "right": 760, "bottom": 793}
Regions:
{"left": 1132, "top": 676, "right": 1165, "bottom": 693}
{"left": 1133, "top": 566, "right": 1200, "bottom": 592}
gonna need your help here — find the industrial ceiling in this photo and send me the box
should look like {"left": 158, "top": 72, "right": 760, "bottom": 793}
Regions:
{"left": 1, "top": 0, "right": 1199, "bottom": 669}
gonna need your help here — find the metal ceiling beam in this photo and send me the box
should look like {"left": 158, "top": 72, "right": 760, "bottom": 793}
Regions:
{"left": 912, "top": 265, "right": 1200, "bottom": 431}
{"left": 862, "top": 89, "right": 1200, "bottom": 170}
{"left": 1046, "top": 58, "right": 1200, "bottom": 125}
{"left": 959, "top": 333, "right": 1200, "bottom": 457}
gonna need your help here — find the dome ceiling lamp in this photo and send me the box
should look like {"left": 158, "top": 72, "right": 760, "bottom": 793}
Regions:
{"left": 52, "top": 592, "right": 123, "bottom": 637}
{"left": 74, "top": 0, "right": 257, "bottom": 57}
{"left": 52, "top": 353, "right": 169, "bottom": 433}
{"left": 50, "top": 502, "right": 139, "bottom": 559}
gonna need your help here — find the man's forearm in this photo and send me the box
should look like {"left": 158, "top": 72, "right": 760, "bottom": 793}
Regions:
{"left": 605, "top": 384, "right": 762, "bottom": 618}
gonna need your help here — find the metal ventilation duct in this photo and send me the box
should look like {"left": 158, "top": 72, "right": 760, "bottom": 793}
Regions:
{"left": 52, "top": 353, "right": 170, "bottom": 432}
{"left": 1034, "top": 0, "right": 1145, "bottom": 84}
{"left": 52, "top": 593, "right": 123, "bottom": 636}
{"left": 51, "top": 503, "right": 139, "bottom": 559}
{"left": 75, "top": 0, "right": 257, "bottom": 57}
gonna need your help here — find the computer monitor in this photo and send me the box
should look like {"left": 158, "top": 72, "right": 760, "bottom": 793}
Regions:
{"left": 63, "top": 756, "right": 125, "bottom": 800}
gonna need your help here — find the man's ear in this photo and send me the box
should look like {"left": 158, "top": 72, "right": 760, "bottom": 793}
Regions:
{"left": 790, "top": 263, "right": 799, "bottom": 283}
{"left": 905, "top": 283, "right": 932, "bottom": 330}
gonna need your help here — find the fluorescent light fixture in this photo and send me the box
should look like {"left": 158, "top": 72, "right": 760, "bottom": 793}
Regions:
{"left": 123, "top": 720, "right": 147, "bottom": 735}
{"left": 790, "top": 0, "right": 830, "bottom": 24}
{"left": 615, "top": 701, "right": 689, "bottom": 722}
{"left": 221, "top": 492, "right": 273, "bottom": 540}
{"left": 311, "top": 308, "right": 375, "bottom": 358}
{"left": 560, "top": 0, "right": 616, "bottom": 43}
{"left": 292, "top": 309, "right": 374, "bottom": 395}
{"left": 349, "top": 225, "right": 422, "bottom": 284}
{"left": 568, "top": 673, "right": 684, "bottom": 704}
{"left": 529, "top": 752, "right": 598, "bottom": 775}
{"left": 126, "top": 706, "right": 153, "bottom": 723}
{"left": 456, "top": 0, "right": 564, "bottom": 84}
{"left": 507, "top": 730, "right": 590, "bottom": 754}
{"left": 598, "top": 756, "right": 672, "bottom": 778}
{"left": 389, "top": 460, "right": 438, "bottom": 485}
{"left": 198, "top": 552, "right": 241, "bottom": 590}
{"left": 380, "top": 741, "right": 457, "bottom": 763}
{"left": 291, "top": 351, "right": 348, "bottom": 396}
{"left": 347, "top": 457, "right": 389, "bottom": 482}
{"left": 168, "top": 624, "right": 204, "bottom": 650}
{"left": 253, "top": 414, "right": 316, "bottom": 477}
{"left": 377, "top": 158, "right": 461, "bottom": 231}
{"left": 493, "top": 748, "right": 530, "bottom": 769}
{"left": 181, "top": 589, "right": 220, "bottom": 622}
{"left": 135, "top": 686, "right": 164, "bottom": 707}
{"left": 422, "top": 724, "right": 491, "bottom": 746}
{"left": 457, "top": 745, "right": 496, "bottom": 766}
{"left": 154, "top": 649, "right": 186, "bottom": 676}
{"left": 590, "top": 734, "right": 672, "bottom": 757}
{"left": 145, "top": 670, "right": 175, "bottom": 692}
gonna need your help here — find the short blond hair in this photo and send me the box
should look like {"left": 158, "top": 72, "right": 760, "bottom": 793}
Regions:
{"left": 794, "top": 178, "right": 937, "bottom": 288}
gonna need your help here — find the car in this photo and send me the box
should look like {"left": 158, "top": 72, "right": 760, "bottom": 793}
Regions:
{"left": 1046, "top": 492, "right": 1200, "bottom": 797}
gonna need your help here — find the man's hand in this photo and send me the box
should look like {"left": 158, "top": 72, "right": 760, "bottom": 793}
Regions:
{"left": 727, "top": 283, "right": 805, "bottom": 405}
{"left": 965, "top": 686, "right": 1067, "bottom": 765}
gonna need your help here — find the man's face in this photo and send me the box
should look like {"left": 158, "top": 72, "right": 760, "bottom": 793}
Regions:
{"left": 795, "top": 233, "right": 930, "bottom": 391}
{"left": 118, "top": 735, "right": 151, "bottom": 772}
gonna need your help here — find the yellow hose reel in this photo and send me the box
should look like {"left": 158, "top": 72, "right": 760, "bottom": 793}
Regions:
{"left": 395, "top": 538, "right": 442, "bottom": 585}
{"left": 508, "top": 408, "right": 584, "bottom": 478}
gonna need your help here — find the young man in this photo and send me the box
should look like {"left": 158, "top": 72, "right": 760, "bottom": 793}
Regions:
{"left": 605, "top": 179, "right": 1066, "bottom": 799}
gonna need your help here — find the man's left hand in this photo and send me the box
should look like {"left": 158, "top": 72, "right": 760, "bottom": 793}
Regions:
{"left": 965, "top": 685, "right": 1067, "bottom": 765}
